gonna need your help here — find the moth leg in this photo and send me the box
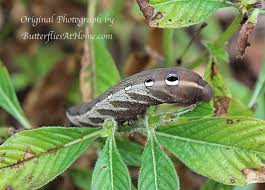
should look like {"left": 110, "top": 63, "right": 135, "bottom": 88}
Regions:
{"left": 174, "top": 103, "right": 198, "bottom": 117}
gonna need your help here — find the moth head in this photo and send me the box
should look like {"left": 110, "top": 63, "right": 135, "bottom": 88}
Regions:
{"left": 201, "top": 84, "right": 213, "bottom": 102}
{"left": 147, "top": 68, "right": 213, "bottom": 104}
{"left": 173, "top": 68, "right": 213, "bottom": 103}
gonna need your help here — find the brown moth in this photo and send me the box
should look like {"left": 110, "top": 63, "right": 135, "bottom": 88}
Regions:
{"left": 66, "top": 67, "right": 213, "bottom": 127}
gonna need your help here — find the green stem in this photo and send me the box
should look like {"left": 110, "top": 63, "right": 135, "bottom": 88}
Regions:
{"left": 186, "top": 13, "right": 242, "bottom": 69}
{"left": 87, "top": 0, "right": 97, "bottom": 98}
{"left": 163, "top": 29, "right": 174, "bottom": 66}
{"left": 88, "top": 0, "right": 96, "bottom": 22}
{"left": 214, "top": 13, "right": 242, "bottom": 47}
{"left": 249, "top": 61, "right": 265, "bottom": 108}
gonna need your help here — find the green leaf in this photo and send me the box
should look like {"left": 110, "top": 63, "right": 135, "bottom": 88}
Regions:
{"left": 154, "top": 102, "right": 214, "bottom": 126}
{"left": 0, "top": 128, "right": 9, "bottom": 139}
{"left": 139, "top": 132, "right": 179, "bottom": 190}
{"left": 0, "top": 63, "right": 31, "bottom": 129}
{"left": 204, "top": 61, "right": 231, "bottom": 97}
{"left": 156, "top": 117, "right": 265, "bottom": 185}
{"left": 201, "top": 179, "right": 233, "bottom": 190}
{"left": 226, "top": 79, "right": 252, "bottom": 105}
{"left": 186, "top": 14, "right": 242, "bottom": 69}
{"left": 137, "top": 0, "right": 231, "bottom": 28}
{"left": 91, "top": 133, "right": 131, "bottom": 190}
{"left": 116, "top": 138, "right": 142, "bottom": 167}
{"left": 255, "top": 95, "right": 265, "bottom": 120}
{"left": 12, "top": 45, "right": 63, "bottom": 90}
{"left": 181, "top": 102, "right": 214, "bottom": 118}
{"left": 205, "top": 43, "right": 229, "bottom": 63}
{"left": 0, "top": 127, "right": 102, "bottom": 190}
{"left": 81, "top": 1, "right": 120, "bottom": 99}
{"left": 248, "top": 9, "right": 260, "bottom": 24}
{"left": 93, "top": 40, "right": 121, "bottom": 97}
{"left": 69, "top": 168, "right": 92, "bottom": 190}
{"left": 204, "top": 60, "right": 253, "bottom": 117}
{"left": 228, "top": 99, "right": 253, "bottom": 117}
{"left": 0, "top": 127, "right": 10, "bottom": 144}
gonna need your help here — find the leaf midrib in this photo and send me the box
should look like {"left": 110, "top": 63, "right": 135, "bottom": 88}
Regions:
{"left": 0, "top": 129, "right": 103, "bottom": 170}
{"left": 156, "top": 131, "right": 265, "bottom": 155}
{"left": 109, "top": 137, "right": 114, "bottom": 190}
{"left": 150, "top": 136, "right": 159, "bottom": 190}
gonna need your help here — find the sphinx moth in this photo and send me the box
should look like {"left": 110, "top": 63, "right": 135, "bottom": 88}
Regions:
{"left": 66, "top": 67, "right": 213, "bottom": 127}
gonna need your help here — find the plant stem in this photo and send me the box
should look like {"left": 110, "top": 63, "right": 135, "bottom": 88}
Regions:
{"left": 88, "top": 0, "right": 96, "bottom": 23}
{"left": 214, "top": 13, "right": 242, "bottom": 47}
{"left": 186, "top": 13, "right": 242, "bottom": 69}
{"left": 248, "top": 61, "right": 265, "bottom": 108}
{"left": 163, "top": 29, "right": 174, "bottom": 66}
{"left": 88, "top": 0, "right": 97, "bottom": 98}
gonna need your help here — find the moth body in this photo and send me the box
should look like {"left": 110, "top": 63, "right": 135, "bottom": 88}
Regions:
{"left": 66, "top": 67, "right": 213, "bottom": 127}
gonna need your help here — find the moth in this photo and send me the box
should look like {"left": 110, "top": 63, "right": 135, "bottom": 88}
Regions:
{"left": 66, "top": 67, "right": 213, "bottom": 127}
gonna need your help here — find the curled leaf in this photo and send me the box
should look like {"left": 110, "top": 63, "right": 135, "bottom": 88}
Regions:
{"left": 237, "top": 21, "right": 255, "bottom": 56}
{"left": 244, "top": 167, "right": 265, "bottom": 184}
{"left": 136, "top": 0, "right": 231, "bottom": 28}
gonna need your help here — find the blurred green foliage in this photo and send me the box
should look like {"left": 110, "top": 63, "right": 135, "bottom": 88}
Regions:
{"left": 12, "top": 45, "right": 64, "bottom": 90}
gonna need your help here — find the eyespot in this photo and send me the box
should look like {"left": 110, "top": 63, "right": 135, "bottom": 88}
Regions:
{"left": 165, "top": 74, "right": 179, "bottom": 86}
{"left": 107, "top": 94, "right": 113, "bottom": 100}
{"left": 125, "top": 85, "right": 132, "bottom": 91}
{"left": 144, "top": 79, "right": 155, "bottom": 87}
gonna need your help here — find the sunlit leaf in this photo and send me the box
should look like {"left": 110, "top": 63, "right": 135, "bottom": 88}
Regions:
{"left": 137, "top": 0, "right": 232, "bottom": 28}
{"left": 139, "top": 132, "right": 179, "bottom": 190}
{"left": 92, "top": 133, "right": 131, "bottom": 190}
{"left": 0, "top": 127, "right": 102, "bottom": 190}
{"left": 156, "top": 117, "right": 265, "bottom": 185}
